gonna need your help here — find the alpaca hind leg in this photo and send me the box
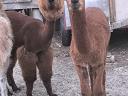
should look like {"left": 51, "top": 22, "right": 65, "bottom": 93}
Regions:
{"left": 37, "top": 48, "right": 57, "bottom": 96}
{"left": 75, "top": 65, "right": 92, "bottom": 96}
{"left": 7, "top": 48, "right": 20, "bottom": 92}
{"left": 90, "top": 64, "right": 105, "bottom": 96}
{"left": 17, "top": 46, "right": 37, "bottom": 96}
{"left": 0, "top": 58, "right": 10, "bottom": 96}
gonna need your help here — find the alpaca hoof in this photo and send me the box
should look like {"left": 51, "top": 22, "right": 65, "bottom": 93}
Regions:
{"left": 8, "top": 90, "right": 13, "bottom": 96}
{"left": 13, "top": 87, "right": 21, "bottom": 93}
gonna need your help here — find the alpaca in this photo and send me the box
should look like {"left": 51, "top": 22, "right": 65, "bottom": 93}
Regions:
{"left": 0, "top": 1, "right": 13, "bottom": 96}
{"left": 67, "top": 0, "right": 111, "bottom": 96}
{"left": 6, "top": 0, "right": 64, "bottom": 96}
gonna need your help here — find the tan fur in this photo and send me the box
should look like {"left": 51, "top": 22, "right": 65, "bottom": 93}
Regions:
{"left": 67, "top": 0, "right": 111, "bottom": 96}
{"left": 0, "top": 2, "right": 13, "bottom": 96}
{"left": 38, "top": 0, "right": 64, "bottom": 21}
{"left": 0, "top": 11, "right": 13, "bottom": 66}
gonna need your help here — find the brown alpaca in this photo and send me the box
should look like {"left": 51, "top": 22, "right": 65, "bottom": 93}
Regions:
{"left": 67, "top": 0, "right": 111, "bottom": 96}
{"left": 6, "top": 0, "right": 64, "bottom": 96}
{"left": 0, "top": 0, "right": 13, "bottom": 96}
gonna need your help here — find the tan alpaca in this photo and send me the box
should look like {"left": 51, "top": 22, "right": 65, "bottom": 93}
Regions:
{"left": 0, "top": 0, "right": 13, "bottom": 96}
{"left": 38, "top": 0, "right": 64, "bottom": 21}
{"left": 67, "top": 0, "right": 111, "bottom": 96}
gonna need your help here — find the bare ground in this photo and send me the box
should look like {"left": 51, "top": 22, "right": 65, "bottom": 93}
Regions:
{"left": 12, "top": 30, "right": 128, "bottom": 96}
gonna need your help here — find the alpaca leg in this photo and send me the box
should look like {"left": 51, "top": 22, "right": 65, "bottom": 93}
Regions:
{"left": 0, "top": 76, "right": 12, "bottom": 96}
{"left": 0, "top": 57, "right": 11, "bottom": 96}
{"left": 89, "top": 65, "right": 105, "bottom": 94}
{"left": 0, "top": 74, "right": 8, "bottom": 96}
{"left": 75, "top": 65, "right": 92, "bottom": 96}
{"left": 103, "top": 70, "right": 106, "bottom": 93}
{"left": 90, "top": 64, "right": 105, "bottom": 96}
{"left": 7, "top": 48, "right": 20, "bottom": 92}
{"left": 17, "top": 46, "right": 37, "bottom": 96}
{"left": 21, "top": 64, "right": 36, "bottom": 96}
{"left": 89, "top": 65, "right": 95, "bottom": 92}
{"left": 25, "top": 81, "right": 35, "bottom": 96}
{"left": 37, "top": 48, "right": 57, "bottom": 96}
{"left": 7, "top": 87, "right": 13, "bottom": 96}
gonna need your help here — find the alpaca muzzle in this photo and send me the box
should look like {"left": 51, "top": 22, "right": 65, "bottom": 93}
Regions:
{"left": 71, "top": 0, "right": 80, "bottom": 9}
{"left": 48, "top": 0, "right": 55, "bottom": 9}
{"left": 48, "top": 0, "right": 54, "bottom": 3}
{"left": 71, "top": 0, "right": 79, "bottom": 4}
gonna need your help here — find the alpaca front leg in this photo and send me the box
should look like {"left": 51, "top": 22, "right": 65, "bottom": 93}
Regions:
{"left": 89, "top": 65, "right": 104, "bottom": 93}
{"left": 42, "top": 77, "right": 57, "bottom": 96}
{"left": 37, "top": 62, "right": 57, "bottom": 96}
{"left": 89, "top": 64, "right": 106, "bottom": 96}
{"left": 25, "top": 80, "right": 34, "bottom": 96}
{"left": 23, "top": 69, "right": 36, "bottom": 96}
{"left": 37, "top": 48, "right": 57, "bottom": 96}
{"left": 75, "top": 65, "right": 92, "bottom": 96}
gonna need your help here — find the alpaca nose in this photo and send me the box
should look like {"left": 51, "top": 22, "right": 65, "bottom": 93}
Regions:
{"left": 71, "top": 0, "right": 79, "bottom": 4}
{"left": 48, "top": 0, "right": 54, "bottom": 3}
{"left": 48, "top": 0, "right": 55, "bottom": 9}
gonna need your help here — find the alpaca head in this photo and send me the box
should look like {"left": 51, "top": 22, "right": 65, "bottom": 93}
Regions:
{"left": 67, "top": 0, "right": 85, "bottom": 11}
{"left": 38, "top": 0, "right": 64, "bottom": 21}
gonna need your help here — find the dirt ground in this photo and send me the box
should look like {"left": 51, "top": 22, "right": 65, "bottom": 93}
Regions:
{"left": 12, "top": 30, "right": 128, "bottom": 96}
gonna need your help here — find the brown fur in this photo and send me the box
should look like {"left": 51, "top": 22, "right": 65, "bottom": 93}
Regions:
{"left": 67, "top": 0, "right": 111, "bottom": 96}
{"left": 17, "top": 46, "right": 54, "bottom": 96}
{"left": 38, "top": 0, "right": 64, "bottom": 21}
{"left": 5, "top": 11, "right": 57, "bottom": 96}
{"left": 6, "top": 0, "right": 64, "bottom": 96}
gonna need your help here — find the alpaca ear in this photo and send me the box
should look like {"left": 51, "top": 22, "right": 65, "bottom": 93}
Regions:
{"left": 83, "top": 0, "right": 85, "bottom": 7}
{"left": 80, "top": 0, "right": 85, "bottom": 8}
{"left": 66, "top": 0, "right": 71, "bottom": 6}
{"left": 0, "top": 0, "right": 3, "bottom": 9}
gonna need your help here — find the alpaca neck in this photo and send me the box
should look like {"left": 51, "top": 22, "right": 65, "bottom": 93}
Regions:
{"left": 44, "top": 20, "right": 55, "bottom": 45}
{"left": 71, "top": 9, "right": 90, "bottom": 53}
